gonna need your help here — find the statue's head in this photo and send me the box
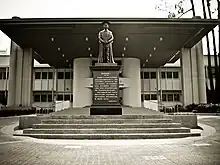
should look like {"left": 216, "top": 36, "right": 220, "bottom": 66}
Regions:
{"left": 102, "top": 21, "right": 109, "bottom": 30}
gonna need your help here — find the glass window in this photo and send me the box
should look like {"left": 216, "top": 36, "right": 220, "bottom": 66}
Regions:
{"left": 161, "top": 72, "right": 166, "bottom": 79}
{"left": 141, "top": 94, "right": 144, "bottom": 101}
{"left": 57, "top": 94, "right": 63, "bottom": 101}
{"left": 168, "top": 94, "right": 173, "bottom": 101}
{"left": 48, "top": 72, "right": 53, "bottom": 79}
{"left": 42, "top": 72, "right": 47, "bottom": 79}
{"left": 151, "top": 94, "right": 157, "bottom": 100}
{"left": 58, "top": 72, "right": 64, "bottom": 79}
{"left": 71, "top": 94, "right": 73, "bottom": 102}
{"left": 35, "top": 72, "right": 41, "bottom": 79}
{"left": 140, "top": 72, "right": 143, "bottom": 79}
{"left": 65, "top": 72, "right": 71, "bottom": 79}
{"left": 34, "top": 94, "right": 41, "bottom": 102}
{"left": 145, "top": 94, "right": 150, "bottom": 100}
{"left": 174, "top": 94, "right": 180, "bottom": 101}
{"left": 41, "top": 94, "right": 47, "bottom": 102}
{"left": 64, "top": 95, "right": 71, "bottom": 101}
{"left": 167, "top": 72, "right": 172, "bottom": 79}
{"left": 48, "top": 94, "right": 52, "bottom": 102}
{"left": 0, "top": 72, "right": 3, "bottom": 79}
{"left": 150, "top": 72, "right": 156, "bottom": 79}
{"left": 144, "top": 72, "right": 150, "bottom": 79}
{"left": 162, "top": 94, "right": 167, "bottom": 101}
{"left": 173, "top": 72, "right": 179, "bottom": 79}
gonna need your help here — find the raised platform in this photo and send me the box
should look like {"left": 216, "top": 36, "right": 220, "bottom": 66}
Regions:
{"left": 14, "top": 107, "right": 200, "bottom": 139}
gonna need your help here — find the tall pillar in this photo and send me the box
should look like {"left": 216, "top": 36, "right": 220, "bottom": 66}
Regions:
{"left": 181, "top": 42, "right": 207, "bottom": 107}
{"left": 73, "top": 58, "right": 92, "bottom": 107}
{"left": 122, "top": 58, "right": 141, "bottom": 107}
{"left": 7, "top": 41, "right": 17, "bottom": 106}
{"left": 7, "top": 41, "right": 33, "bottom": 107}
{"left": 196, "top": 41, "right": 207, "bottom": 103}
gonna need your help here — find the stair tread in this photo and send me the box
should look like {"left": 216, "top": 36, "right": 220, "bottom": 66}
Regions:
{"left": 35, "top": 123, "right": 180, "bottom": 125}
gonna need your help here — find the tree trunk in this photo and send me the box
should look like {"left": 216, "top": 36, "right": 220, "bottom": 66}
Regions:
{"left": 190, "top": 0, "right": 196, "bottom": 16}
{"left": 202, "top": 0, "right": 214, "bottom": 103}
{"left": 207, "top": 0, "right": 219, "bottom": 103}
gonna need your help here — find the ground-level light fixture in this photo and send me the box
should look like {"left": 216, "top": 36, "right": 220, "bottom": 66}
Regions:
{"left": 85, "top": 37, "right": 89, "bottom": 41}
{"left": 146, "top": 59, "right": 148, "bottom": 62}
{"left": 51, "top": 37, "right": 54, "bottom": 42}
{"left": 149, "top": 53, "right": 152, "bottom": 57}
{"left": 90, "top": 53, "right": 92, "bottom": 57}
{"left": 66, "top": 59, "right": 68, "bottom": 63}
{"left": 62, "top": 54, "right": 65, "bottom": 57}
{"left": 160, "top": 37, "right": 163, "bottom": 41}
{"left": 125, "top": 37, "right": 129, "bottom": 41}
{"left": 88, "top": 47, "right": 91, "bottom": 51}
{"left": 122, "top": 53, "right": 124, "bottom": 57}
{"left": 124, "top": 47, "right": 126, "bottom": 51}
{"left": 58, "top": 47, "right": 61, "bottom": 51}
{"left": 153, "top": 47, "right": 156, "bottom": 51}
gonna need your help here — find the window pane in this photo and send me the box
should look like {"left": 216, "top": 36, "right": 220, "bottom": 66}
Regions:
{"left": 0, "top": 72, "right": 2, "bottom": 79}
{"left": 64, "top": 95, "right": 70, "bottom": 101}
{"left": 174, "top": 94, "right": 180, "bottom": 101}
{"left": 57, "top": 94, "right": 63, "bottom": 101}
{"left": 58, "top": 72, "right": 64, "bottom": 79}
{"left": 48, "top": 94, "right": 52, "bottom": 102}
{"left": 140, "top": 72, "right": 143, "bottom": 79}
{"left": 168, "top": 94, "right": 173, "bottom": 101}
{"left": 65, "top": 72, "right": 71, "bottom": 79}
{"left": 41, "top": 94, "right": 47, "bottom": 102}
{"left": 71, "top": 94, "right": 73, "bottom": 102}
{"left": 48, "top": 72, "right": 53, "bottom": 79}
{"left": 141, "top": 94, "right": 144, "bottom": 101}
{"left": 161, "top": 72, "right": 166, "bottom": 79}
{"left": 151, "top": 94, "right": 157, "bottom": 100}
{"left": 173, "top": 72, "right": 179, "bottom": 79}
{"left": 145, "top": 94, "right": 150, "bottom": 100}
{"left": 167, "top": 72, "right": 172, "bottom": 78}
{"left": 35, "top": 72, "right": 41, "bottom": 79}
{"left": 162, "top": 94, "right": 167, "bottom": 101}
{"left": 144, "top": 72, "right": 150, "bottom": 79}
{"left": 150, "top": 72, "right": 156, "bottom": 79}
{"left": 34, "top": 95, "right": 41, "bottom": 102}
{"left": 42, "top": 72, "right": 47, "bottom": 79}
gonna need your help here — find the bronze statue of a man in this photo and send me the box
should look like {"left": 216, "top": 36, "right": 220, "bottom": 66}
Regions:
{"left": 98, "top": 21, "right": 115, "bottom": 63}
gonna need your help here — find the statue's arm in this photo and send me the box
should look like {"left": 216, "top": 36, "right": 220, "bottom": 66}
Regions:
{"left": 98, "top": 32, "right": 105, "bottom": 44}
{"left": 106, "top": 32, "right": 114, "bottom": 44}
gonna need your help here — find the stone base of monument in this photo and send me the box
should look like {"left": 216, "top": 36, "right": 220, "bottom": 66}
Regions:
{"left": 90, "top": 105, "right": 122, "bottom": 115}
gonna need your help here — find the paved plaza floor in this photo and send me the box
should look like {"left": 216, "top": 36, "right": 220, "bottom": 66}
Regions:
{"left": 0, "top": 115, "right": 219, "bottom": 165}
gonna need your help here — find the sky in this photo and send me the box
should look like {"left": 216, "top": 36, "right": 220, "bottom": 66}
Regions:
{"left": 0, "top": 0, "right": 219, "bottom": 65}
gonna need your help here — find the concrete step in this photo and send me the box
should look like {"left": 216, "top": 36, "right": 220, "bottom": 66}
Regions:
{"left": 33, "top": 123, "right": 182, "bottom": 129}
{"left": 23, "top": 127, "right": 190, "bottom": 134}
{"left": 42, "top": 119, "right": 172, "bottom": 124}
{"left": 14, "top": 132, "right": 201, "bottom": 139}
{"left": 50, "top": 115, "right": 166, "bottom": 119}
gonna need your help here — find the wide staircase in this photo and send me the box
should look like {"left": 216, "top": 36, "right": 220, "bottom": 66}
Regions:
{"left": 19, "top": 114, "right": 200, "bottom": 139}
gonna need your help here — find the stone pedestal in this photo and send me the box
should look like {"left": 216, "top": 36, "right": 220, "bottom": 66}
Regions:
{"left": 90, "top": 63, "right": 122, "bottom": 115}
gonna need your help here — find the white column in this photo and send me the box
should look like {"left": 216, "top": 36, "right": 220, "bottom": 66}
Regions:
{"left": 7, "top": 42, "right": 33, "bottom": 107}
{"left": 21, "top": 48, "right": 33, "bottom": 106}
{"left": 181, "top": 48, "right": 193, "bottom": 106}
{"left": 7, "top": 41, "right": 17, "bottom": 106}
{"left": 196, "top": 42, "right": 207, "bottom": 103}
{"left": 73, "top": 58, "right": 92, "bottom": 107}
{"left": 122, "top": 58, "right": 141, "bottom": 107}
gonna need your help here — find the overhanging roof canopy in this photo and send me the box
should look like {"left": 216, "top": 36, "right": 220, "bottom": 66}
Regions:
{"left": 0, "top": 18, "right": 218, "bottom": 68}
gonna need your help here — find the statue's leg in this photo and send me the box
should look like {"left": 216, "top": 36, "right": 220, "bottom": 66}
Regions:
{"left": 106, "top": 45, "right": 110, "bottom": 63}
{"left": 109, "top": 43, "right": 115, "bottom": 63}
{"left": 98, "top": 43, "right": 103, "bottom": 63}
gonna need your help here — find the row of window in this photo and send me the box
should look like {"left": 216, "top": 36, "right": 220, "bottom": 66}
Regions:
{"left": 0, "top": 71, "right": 8, "bottom": 80}
{"left": 33, "top": 93, "right": 73, "bottom": 102}
{"left": 140, "top": 71, "right": 179, "bottom": 79}
{"left": 35, "top": 71, "right": 73, "bottom": 79}
{"left": 141, "top": 93, "right": 181, "bottom": 102}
